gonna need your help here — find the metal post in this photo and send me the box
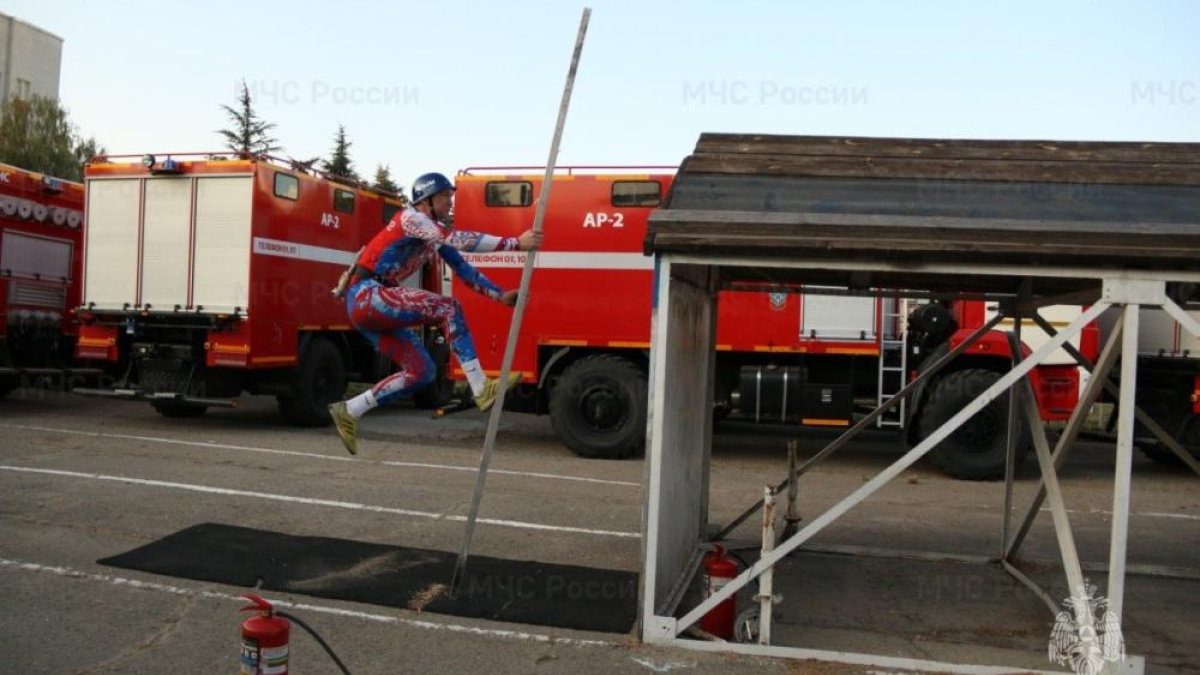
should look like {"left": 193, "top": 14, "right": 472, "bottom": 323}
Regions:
{"left": 783, "top": 441, "right": 801, "bottom": 540}
{"left": 1108, "top": 305, "right": 1140, "bottom": 622}
{"left": 759, "top": 485, "right": 776, "bottom": 646}
{"left": 1001, "top": 311, "right": 1021, "bottom": 557}
{"left": 452, "top": 7, "right": 591, "bottom": 593}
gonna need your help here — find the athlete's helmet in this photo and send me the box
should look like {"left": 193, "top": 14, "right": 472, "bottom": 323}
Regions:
{"left": 412, "top": 172, "right": 455, "bottom": 204}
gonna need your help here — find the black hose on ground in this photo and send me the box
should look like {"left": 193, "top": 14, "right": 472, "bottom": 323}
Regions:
{"left": 276, "top": 610, "right": 353, "bottom": 675}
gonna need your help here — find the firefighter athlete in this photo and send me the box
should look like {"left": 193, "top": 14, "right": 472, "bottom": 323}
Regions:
{"left": 328, "top": 172, "right": 540, "bottom": 454}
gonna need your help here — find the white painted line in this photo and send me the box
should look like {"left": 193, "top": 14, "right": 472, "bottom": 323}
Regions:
{"left": 1139, "top": 511, "right": 1200, "bottom": 522}
{"left": 0, "top": 464, "right": 641, "bottom": 539}
{"left": 381, "top": 460, "right": 640, "bottom": 487}
{"left": 1037, "top": 506, "right": 1200, "bottom": 523}
{"left": 0, "top": 423, "right": 640, "bottom": 488}
{"left": 631, "top": 657, "right": 694, "bottom": 672}
{"left": 0, "top": 557, "right": 613, "bottom": 647}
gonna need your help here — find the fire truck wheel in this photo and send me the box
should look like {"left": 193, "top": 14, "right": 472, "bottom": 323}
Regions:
{"left": 1139, "top": 413, "right": 1200, "bottom": 466}
{"left": 0, "top": 347, "right": 16, "bottom": 398}
{"left": 153, "top": 402, "right": 208, "bottom": 418}
{"left": 550, "top": 354, "right": 647, "bottom": 460}
{"left": 918, "top": 369, "right": 1031, "bottom": 480}
{"left": 0, "top": 376, "right": 16, "bottom": 399}
{"left": 278, "top": 338, "right": 346, "bottom": 427}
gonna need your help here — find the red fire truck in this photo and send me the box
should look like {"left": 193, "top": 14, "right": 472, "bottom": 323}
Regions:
{"left": 73, "top": 153, "right": 444, "bottom": 423}
{"left": 0, "top": 162, "right": 91, "bottom": 398}
{"left": 449, "top": 167, "right": 1097, "bottom": 479}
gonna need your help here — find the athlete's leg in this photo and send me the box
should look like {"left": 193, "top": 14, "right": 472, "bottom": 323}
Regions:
{"left": 368, "top": 328, "right": 435, "bottom": 407}
{"left": 353, "top": 284, "right": 495, "bottom": 397}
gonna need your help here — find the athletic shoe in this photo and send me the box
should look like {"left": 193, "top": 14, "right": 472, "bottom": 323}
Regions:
{"left": 329, "top": 401, "right": 359, "bottom": 455}
{"left": 474, "top": 372, "right": 522, "bottom": 412}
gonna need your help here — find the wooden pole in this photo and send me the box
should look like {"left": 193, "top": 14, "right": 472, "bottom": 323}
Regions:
{"left": 451, "top": 7, "right": 592, "bottom": 594}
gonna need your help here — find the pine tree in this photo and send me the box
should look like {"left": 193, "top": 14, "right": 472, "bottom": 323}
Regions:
{"left": 372, "top": 164, "right": 403, "bottom": 196}
{"left": 322, "top": 125, "right": 359, "bottom": 182}
{"left": 217, "top": 80, "right": 280, "bottom": 156}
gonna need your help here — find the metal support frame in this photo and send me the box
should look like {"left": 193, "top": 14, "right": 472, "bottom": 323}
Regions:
{"left": 1004, "top": 311, "right": 1126, "bottom": 561}
{"left": 670, "top": 301, "right": 1110, "bottom": 637}
{"left": 641, "top": 263, "right": 1198, "bottom": 674}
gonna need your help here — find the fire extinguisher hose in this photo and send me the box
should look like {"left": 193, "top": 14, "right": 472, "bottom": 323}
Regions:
{"left": 275, "top": 610, "right": 353, "bottom": 675}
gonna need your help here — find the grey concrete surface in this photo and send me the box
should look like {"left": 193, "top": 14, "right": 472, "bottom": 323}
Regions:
{"left": 0, "top": 390, "right": 1196, "bottom": 674}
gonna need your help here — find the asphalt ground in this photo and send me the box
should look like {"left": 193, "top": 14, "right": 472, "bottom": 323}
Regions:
{"left": 1, "top": 389, "right": 1197, "bottom": 674}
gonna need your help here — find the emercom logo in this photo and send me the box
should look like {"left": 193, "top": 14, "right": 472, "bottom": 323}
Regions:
{"left": 1049, "top": 579, "right": 1125, "bottom": 675}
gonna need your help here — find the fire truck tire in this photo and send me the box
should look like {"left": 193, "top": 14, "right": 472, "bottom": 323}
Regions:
{"left": 550, "top": 354, "right": 646, "bottom": 460}
{"left": 918, "top": 369, "right": 1030, "bottom": 480}
{"left": 413, "top": 336, "right": 453, "bottom": 409}
{"left": 1139, "top": 414, "right": 1200, "bottom": 466}
{"left": 153, "top": 402, "right": 208, "bottom": 418}
{"left": 277, "top": 338, "right": 346, "bottom": 427}
{"left": 0, "top": 345, "right": 16, "bottom": 399}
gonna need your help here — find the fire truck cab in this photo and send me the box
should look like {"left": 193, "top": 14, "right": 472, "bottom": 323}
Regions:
{"left": 450, "top": 166, "right": 1096, "bottom": 479}
{"left": 74, "top": 153, "right": 443, "bottom": 423}
{"left": 0, "top": 162, "right": 90, "bottom": 398}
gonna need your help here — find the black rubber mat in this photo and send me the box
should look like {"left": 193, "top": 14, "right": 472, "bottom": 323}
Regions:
{"left": 98, "top": 523, "right": 637, "bottom": 634}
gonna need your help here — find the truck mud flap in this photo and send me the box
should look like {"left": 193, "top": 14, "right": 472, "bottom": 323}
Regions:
{"left": 72, "top": 387, "right": 238, "bottom": 408}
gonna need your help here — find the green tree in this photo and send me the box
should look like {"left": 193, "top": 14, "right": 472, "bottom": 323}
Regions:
{"left": 323, "top": 124, "right": 359, "bottom": 182}
{"left": 218, "top": 80, "right": 280, "bottom": 156}
{"left": 371, "top": 164, "right": 405, "bottom": 199}
{"left": 0, "top": 94, "right": 103, "bottom": 181}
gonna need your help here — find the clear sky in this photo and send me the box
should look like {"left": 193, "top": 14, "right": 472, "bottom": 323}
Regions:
{"left": 11, "top": 0, "right": 1200, "bottom": 191}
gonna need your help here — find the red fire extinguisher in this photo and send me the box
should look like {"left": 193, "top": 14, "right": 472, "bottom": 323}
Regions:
{"left": 700, "top": 545, "right": 738, "bottom": 639}
{"left": 240, "top": 593, "right": 289, "bottom": 675}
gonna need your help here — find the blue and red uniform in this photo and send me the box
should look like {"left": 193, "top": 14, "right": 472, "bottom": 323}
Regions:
{"left": 346, "top": 207, "right": 517, "bottom": 406}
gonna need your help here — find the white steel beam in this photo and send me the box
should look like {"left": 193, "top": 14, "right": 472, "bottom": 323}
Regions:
{"left": 1161, "top": 294, "right": 1200, "bottom": 338}
{"left": 1019, "top": 367, "right": 1091, "bottom": 614}
{"left": 1107, "top": 305, "right": 1141, "bottom": 622}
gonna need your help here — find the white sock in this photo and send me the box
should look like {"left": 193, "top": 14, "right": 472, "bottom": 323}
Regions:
{"left": 461, "top": 359, "right": 487, "bottom": 397}
{"left": 346, "top": 389, "right": 378, "bottom": 418}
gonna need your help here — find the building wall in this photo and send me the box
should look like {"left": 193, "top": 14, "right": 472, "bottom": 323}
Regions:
{"left": 0, "top": 12, "right": 64, "bottom": 101}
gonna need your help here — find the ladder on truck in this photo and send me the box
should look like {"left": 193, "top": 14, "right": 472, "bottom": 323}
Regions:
{"left": 876, "top": 294, "right": 908, "bottom": 429}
